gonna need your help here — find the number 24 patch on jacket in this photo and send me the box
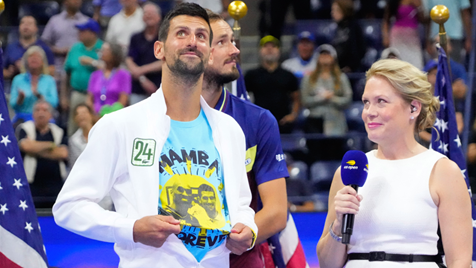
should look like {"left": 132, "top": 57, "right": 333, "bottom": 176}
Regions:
{"left": 131, "top": 138, "right": 156, "bottom": 166}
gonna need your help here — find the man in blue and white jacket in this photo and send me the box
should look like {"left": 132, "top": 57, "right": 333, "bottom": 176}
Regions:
{"left": 53, "top": 3, "right": 257, "bottom": 268}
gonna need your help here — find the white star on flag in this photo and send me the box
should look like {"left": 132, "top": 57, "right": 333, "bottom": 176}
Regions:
{"left": 434, "top": 118, "right": 441, "bottom": 130}
{"left": 1, "top": 135, "right": 10, "bottom": 146}
{"left": 441, "top": 75, "right": 445, "bottom": 85}
{"left": 440, "top": 120, "right": 448, "bottom": 133}
{"left": 461, "top": 169, "right": 467, "bottom": 179}
{"left": 454, "top": 136, "right": 462, "bottom": 147}
{"left": 438, "top": 141, "right": 449, "bottom": 154}
{"left": 13, "top": 179, "right": 23, "bottom": 190}
{"left": 0, "top": 113, "right": 4, "bottom": 125}
{"left": 469, "top": 189, "right": 473, "bottom": 197}
{"left": 25, "top": 222, "right": 33, "bottom": 233}
{"left": 0, "top": 183, "right": 2, "bottom": 190}
{"left": 19, "top": 200, "right": 28, "bottom": 211}
{"left": 0, "top": 204, "right": 8, "bottom": 215}
{"left": 473, "top": 219, "right": 476, "bottom": 228}
{"left": 6, "top": 157, "right": 17, "bottom": 168}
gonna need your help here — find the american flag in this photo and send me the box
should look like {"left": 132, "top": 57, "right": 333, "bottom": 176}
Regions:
{"left": 0, "top": 48, "right": 49, "bottom": 267}
{"left": 430, "top": 45, "right": 476, "bottom": 260}
{"left": 235, "top": 62, "right": 250, "bottom": 101}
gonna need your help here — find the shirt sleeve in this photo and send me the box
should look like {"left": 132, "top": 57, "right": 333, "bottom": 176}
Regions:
{"left": 244, "top": 70, "right": 254, "bottom": 93}
{"left": 41, "top": 19, "right": 55, "bottom": 45}
{"left": 127, "top": 35, "right": 138, "bottom": 60}
{"left": 460, "top": 0, "right": 471, "bottom": 10}
{"left": 40, "top": 42, "right": 56, "bottom": 65}
{"left": 42, "top": 75, "right": 59, "bottom": 108}
{"left": 288, "top": 71, "right": 299, "bottom": 92}
{"left": 253, "top": 109, "right": 289, "bottom": 185}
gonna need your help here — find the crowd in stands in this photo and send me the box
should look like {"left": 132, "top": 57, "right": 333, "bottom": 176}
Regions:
{"left": 1, "top": 0, "right": 475, "bottom": 212}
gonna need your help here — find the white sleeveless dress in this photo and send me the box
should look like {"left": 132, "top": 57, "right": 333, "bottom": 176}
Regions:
{"left": 345, "top": 149, "right": 446, "bottom": 268}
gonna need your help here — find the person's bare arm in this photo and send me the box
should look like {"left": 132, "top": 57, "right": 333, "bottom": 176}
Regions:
{"left": 61, "top": 72, "right": 71, "bottom": 111}
{"left": 38, "top": 145, "right": 69, "bottom": 160}
{"left": 279, "top": 91, "right": 301, "bottom": 125}
{"left": 431, "top": 158, "right": 472, "bottom": 267}
{"left": 48, "top": 65, "right": 55, "bottom": 76}
{"left": 93, "top": 5, "right": 101, "bottom": 21}
{"left": 126, "top": 57, "right": 162, "bottom": 79}
{"left": 468, "top": 143, "right": 476, "bottom": 164}
{"left": 19, "top": 138, "right": 55, "bottom": 155}
{"left": 452, "top": 79, "right": 467, "bottom": 100}
{"left": 382, "top": 5, "right": 391, "bottom": 48}
{"left": 254, "top": 178, "right": 287, "bottom": 244}
{"left": 117, "top": 93, "right": 129, "bottom": 107}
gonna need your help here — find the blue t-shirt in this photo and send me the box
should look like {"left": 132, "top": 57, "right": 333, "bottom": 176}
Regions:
{"left": 158, "top": 109, "right": 231, "bottom": 262}
{"left": 4, "top": 40, "right": 55, "bottom": 69}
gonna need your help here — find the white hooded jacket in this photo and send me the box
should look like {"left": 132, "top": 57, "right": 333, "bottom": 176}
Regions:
{"left": 53, "top": 87, "right": 257, "bottom": 268}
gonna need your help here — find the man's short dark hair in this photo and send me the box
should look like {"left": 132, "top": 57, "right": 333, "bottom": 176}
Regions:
{"left": 158, "top": 3, "right": 213, "bottom": 45}
{"left": 205, "top": 9, "right": 224, "bottom": 23}
{"left": 198, "top": 184, "right": 215, "bottom": 196}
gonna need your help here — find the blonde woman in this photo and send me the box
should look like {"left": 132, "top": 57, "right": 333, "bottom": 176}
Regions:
{"left": 9, "top": 46, "right": 58, "bottom": 125}
{"left": 316, "top": 59, "right": 472, "bottom": 268}
{"left": 301, "top": 44, "right": 352, "bottom": 136}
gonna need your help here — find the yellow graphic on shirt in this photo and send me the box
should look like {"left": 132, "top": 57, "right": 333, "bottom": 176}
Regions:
{"left": 160, "top": 173, "right": 226, "bottom": 229}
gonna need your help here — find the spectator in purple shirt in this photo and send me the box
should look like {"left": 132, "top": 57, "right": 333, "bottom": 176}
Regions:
{"left": 41, "top": 0, "right": 90, "bottom": 84}
{"left": 3, "top": 16, "right": 55, "bottom": 81}
{"left": 125, "top": 1, "right": 162, "bottom": 104}
{"left": 87, "top": 42, "right": 131, "bottom": 114}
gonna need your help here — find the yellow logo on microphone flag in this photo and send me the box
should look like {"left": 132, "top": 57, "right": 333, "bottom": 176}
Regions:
{"left": 346, "top": 160, "right": 356, "bottom": 166}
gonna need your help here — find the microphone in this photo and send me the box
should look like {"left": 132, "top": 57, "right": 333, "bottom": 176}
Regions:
{"left": 340, "top": 150, "right": 368, "bottom": 244}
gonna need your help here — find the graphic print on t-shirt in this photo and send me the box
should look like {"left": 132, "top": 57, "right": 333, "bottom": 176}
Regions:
{"left": 158, "top": 110, "right": 231, "bottom": 262}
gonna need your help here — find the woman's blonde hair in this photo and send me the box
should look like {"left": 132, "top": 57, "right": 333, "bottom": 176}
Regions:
{"left": 366, "top": 59, "right": 440, "bottom": 133}
{"left": 21, "top": 45, "right": 49, "bottom": 75}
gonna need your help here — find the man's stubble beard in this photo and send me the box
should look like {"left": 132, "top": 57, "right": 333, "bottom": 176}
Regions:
{"left": 168, "top": 48, "right": 207, "bottom": 82}
{"left": 204, "top": 65, "right": 240, "bottom": 87}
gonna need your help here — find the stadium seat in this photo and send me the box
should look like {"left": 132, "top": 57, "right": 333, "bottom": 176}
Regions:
{"left": 288, "top": 161, "right": 308, "bottom": 181}
{"left": 310, "top": 160, "right": 341, "bottom": 193}
{"left": 359, "top": 19, "right": 382, "bottom": 51}
{"left": 345, "top": 101, "right": 365, "bottom": 133}
{"left": 19, "top": 1, "right": 60, "bottom": 25}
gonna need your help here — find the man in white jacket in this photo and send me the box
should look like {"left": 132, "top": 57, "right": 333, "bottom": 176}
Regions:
{"left": 53, "top": 3, "right": 257, "bottom": 267}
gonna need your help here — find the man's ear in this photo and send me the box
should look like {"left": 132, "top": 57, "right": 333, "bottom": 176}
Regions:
{"left": 208, "top": 47, "right": 214, "bottom": 66}
{"left": 154, "top": 40, "right": 165, "bottom": 61}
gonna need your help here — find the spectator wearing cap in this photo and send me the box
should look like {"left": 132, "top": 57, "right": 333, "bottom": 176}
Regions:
{"left": 41, "top": 0, "right": 90, "bottom": 88}
{"left": 4, "top": 16, "right": 56, "bottom": 82}
{"left": 282, "top": 31, "right": 318, "bottom": 82}
{"left": 244, "top": 35, "right": 301, "bottom": 134}
{"left": 105, "top": 0, "right": 145, "bottom": 53}
{"left": 61, "top": 18, "right": 104, "bottom": 136}
{"left": 330, "top": 0, "right": 366, "bottom": 73}
{"left": 301, "top": 44, "right": 352, "bottom": 135}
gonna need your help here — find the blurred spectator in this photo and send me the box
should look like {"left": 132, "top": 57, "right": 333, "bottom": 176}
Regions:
{"left": 285, "top": 155, "right": 315, "bottom": 213}
{"left": 258, "top": 0, "right": 313, "bottom": 40}
{"left": 3, "top": 16, "right": 55, "bottom": 81}
{"left": 93, "top": 0, "right": 122, "bottom": 32}
{"left": 87, "top": 42, "right": 131, "bottom": 114}
{"left": 10, "top": 46, "right": 59, "bottom": 128}
{"left": 69, "top": 103, "right": 95, "bottom": 167}
{"left": 424, "top": 0, "right": 471, "bottom": 64}
{"left": 245, "top": 35, "right": 301, "bottom": 134}
{"left": 282, "top": 31, "right": 317, "bottom": 82}
{"left": 300, "top": 44, "right": 352, "bottom": 135}
{"left": 125, "top": 1, "right": 162, "bottom": 105}
{"left": 427, "top": 36, "right": 468, "bottom": 112}
{"left": 383, "top": 0, "right": 425, "bottom": 70}
{"left": 61, "top": 18, "right": 103, "bottom": 136}
{"left": 41, "top": 0, "right": 89, "bottom": 86}
{"left": 17, "top": 100, "right": 68, "bottom": 208}
{"left": 380, "top": 47, "right": 401, "bottom": 59}
{"left": 178, "top": 0, "right": 230, "bottom": 17}
{"left": 330, "top": 0, "right": 366, "bottom": 73}
{"left": 105, "top": 0, "right": 145, "bottom": 52}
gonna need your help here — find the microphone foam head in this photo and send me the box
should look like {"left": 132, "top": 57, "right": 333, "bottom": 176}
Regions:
{"left": 341, "top": 150, "right": 368, "bottom": 187}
